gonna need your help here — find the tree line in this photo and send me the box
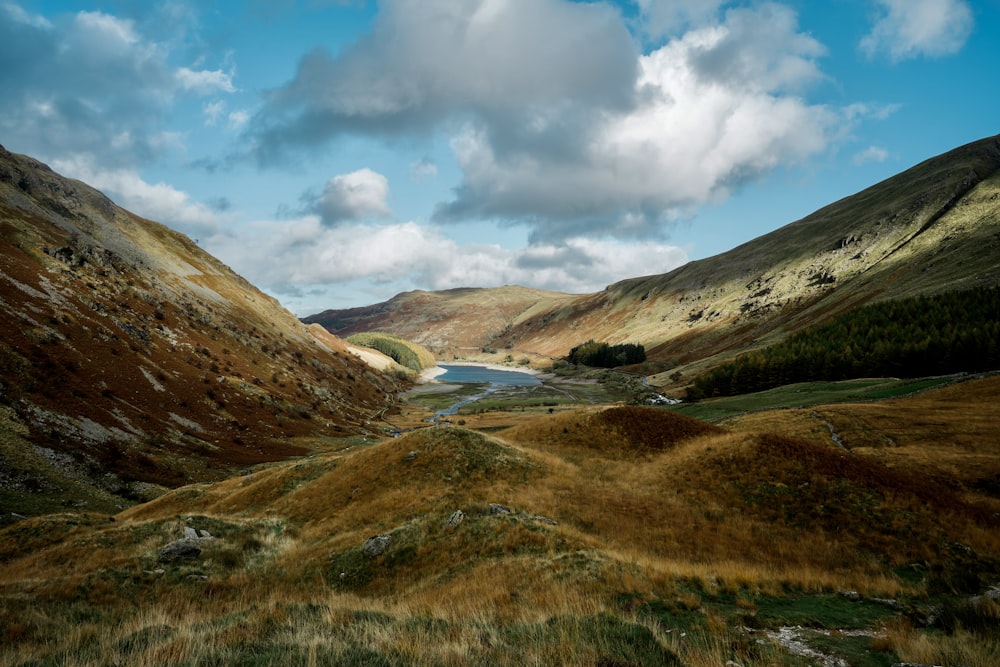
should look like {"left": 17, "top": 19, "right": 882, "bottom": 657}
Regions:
{"left": 567, "top": 340, "right": 646, "bottom": 368}
{"left": 686, "top": 285, "right": 1000, "bottom": 400}
{"left": 346, "top": 332, "right": 435, "bottom": 371}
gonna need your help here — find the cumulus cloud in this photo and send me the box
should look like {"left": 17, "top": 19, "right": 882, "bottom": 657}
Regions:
{"left": 248, "top": 0, "right": 637, "bottom": 162}
{"left": 306, "top": 168, "right": 392, "bottom": 225}
{"left": 209, "top": 217, "right": 687, "bottom": 302}
{"left": 245, "top": 1, "right": 840, "bottom": 243}
{"left": 0, "top": 3, "right": 236, "bottom": 168}
{"left": 176, "top": 66, "right": 236, "bottom": 94}
{"left": 435, "top": 3, "right": 835, "bottom": 241}
{"left": 860, "top": 0, "right": 973, "bottom": 61}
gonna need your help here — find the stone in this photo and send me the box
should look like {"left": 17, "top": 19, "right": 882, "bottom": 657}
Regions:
{"left": 183, "top": 526, "right": 198, "bottom": 539}
{"left": 529, "top": 515, "right": 558, "bottom": 526}
{"left": 489, "top": 503, "right": 511, "bottom": 515}
{"left": 362, "top": 534, "right": 391, "bottom": 558}
{"left": 446, "top": 510, "right": 465, "bottom": 528}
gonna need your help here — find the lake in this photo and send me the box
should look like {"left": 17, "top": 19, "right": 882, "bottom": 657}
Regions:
{"left": 435, "top": 364, "right": 541, "bottom": 386}
{"left": 429, "top": 364, "right": 541, "bottom": 420}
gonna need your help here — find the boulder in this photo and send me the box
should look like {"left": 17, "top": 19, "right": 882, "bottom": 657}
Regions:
{"left": 446, "top": 510, "right": 465, "bottom": 528}
{"left": 363, "top": 534, "right": 391, "bottom": 558}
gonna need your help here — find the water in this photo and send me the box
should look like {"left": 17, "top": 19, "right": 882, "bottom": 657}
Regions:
{"left": 430, "top": 364, "right": 540, "bottom": 420}
{"left": 436, "top": 364, "right": 541, "bottom": 386}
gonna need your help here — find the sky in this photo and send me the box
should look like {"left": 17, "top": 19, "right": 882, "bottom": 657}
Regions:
{"left": 1, "top": 1, "right": 998, "bottom": 315}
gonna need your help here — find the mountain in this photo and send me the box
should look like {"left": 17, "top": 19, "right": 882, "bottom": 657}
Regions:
{"left": 0, "top": 146, "right": 401, "bottom": 516}
{"left": 307, "top": 134, "right": 1000, "bottom": 385}
{"left": 304, "top": 285, "right": 577, "bottom": 353}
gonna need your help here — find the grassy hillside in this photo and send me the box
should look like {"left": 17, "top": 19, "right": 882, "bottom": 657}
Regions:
{"left": 2, "top": 378, "right": 998, "bottom": 666}
{"left": 0, "top": 146, "right": 401, "bottom": 516}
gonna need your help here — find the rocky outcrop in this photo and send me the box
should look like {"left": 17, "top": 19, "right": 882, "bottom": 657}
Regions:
{"left": 157, "top": 526, "right": 216, "bottom": 562}
{"left": 362, "top": 534, "right": 391, "bottom": 558}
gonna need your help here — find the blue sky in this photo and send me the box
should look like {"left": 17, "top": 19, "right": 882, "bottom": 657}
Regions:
{"left": 2, "top": 1, "right": 997, "bottom": 314}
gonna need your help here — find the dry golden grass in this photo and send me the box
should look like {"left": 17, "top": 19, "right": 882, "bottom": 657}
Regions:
{"left": 724, "top": 374, "right": 1000, "bottom": 515}
{"left": 2, "top": 383, "right": 999, "bottom": 665}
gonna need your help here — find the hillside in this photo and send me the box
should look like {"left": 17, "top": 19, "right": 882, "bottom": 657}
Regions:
{"left": 304, "top": 285, "right": 578, "bottom": 353}
{"left": 307, "top": 134, "right": 1000, "bottom": 386}
{"left": 0, "top": 146, "right": 401, "bottom": 516}
{"left": 1, "top": 378, "right": 998, "bottom": 665}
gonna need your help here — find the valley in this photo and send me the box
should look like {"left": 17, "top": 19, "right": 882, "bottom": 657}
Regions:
{"left": 1, "top": 137, "right": 999, "bottom": 666}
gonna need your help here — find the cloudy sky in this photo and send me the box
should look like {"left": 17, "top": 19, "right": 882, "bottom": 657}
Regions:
{"left": 2, "top": 1, "right": 997, "bottom": 314}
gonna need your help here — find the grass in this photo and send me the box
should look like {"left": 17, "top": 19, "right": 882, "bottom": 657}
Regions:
{"left": 668, "top": 376, "right": 958, "bottom": 422}
{"left": 2, "top": 376, "right": 999, "bottom": 665}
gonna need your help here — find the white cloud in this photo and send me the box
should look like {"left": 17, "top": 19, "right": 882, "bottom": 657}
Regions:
{"left": 203, "top": 100, "right": 225, "bottom": 126}
{"left": 250, "top": 0, "right": 637, "bottom": 161}
{"left": 74, "top": 10, "right": 139, "bottom": 49}
{"left": 852, "top": 145, "right": 889, "bottom": 165}
{"left": 435, "top": 3, "right": 836, "bottom": 241}
{"left": 176, "top": 66, "right": 236, "bottom": 94}
{"left": 0, "top": 5, "right": 181, "bottom": 166}
{"left": 312, "top": 168, "right": 392, "bottom": 225}
{"left": 227, "top": 109, "right": 250, "bottom": 130}
{"left": 209, "top": 217, "right": 687, "bottom": 303}
{"left": 860, "top": 0, "right": 973, "bottom": 61}
{"left": 2, "top": 1, "right": 51, "bottom": 28}
{"left": 51, "top": 155, "right": 221, "bottom": 238}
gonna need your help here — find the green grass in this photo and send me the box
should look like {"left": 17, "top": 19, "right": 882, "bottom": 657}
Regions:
{"left": 638, "top": 586, "right": 904, "bottom": 667}
{"left": 668, "top": 376, "right": 956, "bottom": 422}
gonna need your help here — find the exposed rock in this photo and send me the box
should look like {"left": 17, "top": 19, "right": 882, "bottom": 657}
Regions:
{"left": 528, "top": 514, "right": 558, "bottom": 526}
{"left": 489, "top": 503, "right": 512, "bottom": 515}
{"left": 158, "top": 539, "right": 203, "bottom": 562}
{"left": 363, "top": 534, "right": 391, "bottom": 558}
{"left": 183, "top": 526, "right": 198, "bottom": 539}
{"left": 446, "top": 510, "right": 466, "bottom": 528}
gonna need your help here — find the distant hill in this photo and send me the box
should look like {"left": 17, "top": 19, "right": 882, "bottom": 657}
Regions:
{"left": 303, "top": 285, "right": 577, "bottom": 353}
{"left": 306, "top": 134, "right": 1000, "bottom": 387}
{"left": 0, "top": 146, "right": 401, "bottom": 515}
